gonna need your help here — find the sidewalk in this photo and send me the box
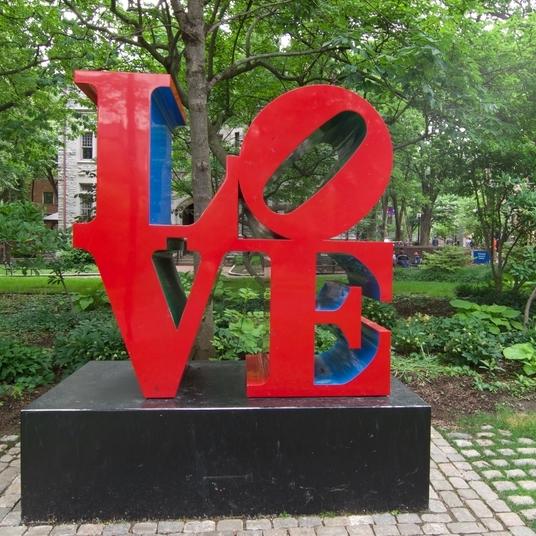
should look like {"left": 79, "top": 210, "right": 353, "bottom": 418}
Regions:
{"left": 0, "top": 428, "right": 535, "bottom": 536}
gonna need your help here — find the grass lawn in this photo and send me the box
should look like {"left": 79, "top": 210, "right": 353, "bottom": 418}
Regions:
{"left": 223, "top": 275, "right": 457, "bottom": 298}
{"left": 0, "top": 273, "right": 457, "bottom": 299}
{"left": 0, "top": 275, "right": 103, "bottom": 294}
{"left": 393, "top": 280, "right": 457, "bottom": 298}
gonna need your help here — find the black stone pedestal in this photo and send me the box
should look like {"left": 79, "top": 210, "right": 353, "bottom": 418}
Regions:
{"left": 21, "top": 361, "right": 430, "bottom": 522}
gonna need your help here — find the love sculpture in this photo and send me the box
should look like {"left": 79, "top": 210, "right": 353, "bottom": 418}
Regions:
{"left": 73, "top": 70, "right": 394, "bottom": 399}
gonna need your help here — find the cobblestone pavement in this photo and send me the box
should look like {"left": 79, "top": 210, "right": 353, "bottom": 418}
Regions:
{"left": 1, "top": 428, "right": 535, "bottom": 536}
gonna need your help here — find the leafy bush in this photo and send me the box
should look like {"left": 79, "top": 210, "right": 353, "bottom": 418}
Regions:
{"left": 71, "top": 285, "right": 110, "bottom": 312}
{"left": 453, "top": 284, "right": 536, "bottom": 315}
{"left": 450, "top": 299, "right": 523, "bottom": 333}
{"left": 438, "top": 317, "right": 505, "bottom": 367}
{"left": 421, "top": 246, "right": 472, "bottom": 272}
{"left": 362, "top": 297, "right": 398, "bottom": 329}
{"left": 503, "top": 343, "right": 536, "bottom": 376}
{"left": 391, "top": 313, "right": 507, "bottom": 369}
{"left": 54, "top": 319, "right": 128, "bottom": 375}
{"left": 315, "top": 325, "right": 338, "bottom": 353}
{"left": 213, "top": 308, "right": 267, "bottom": 360}
{"left": 395, "top": 264, "right": 491, "bottom": 283}
{"left": 0, "top": 337, "right": 54, "bottom": 393}
{"left": 213, "top": 285, "right": 268, "bottom": 315}
{"left": 61, "top": 247, "right": 95, "bottom": 267}
{"left": 391, "top": 314, "right": 436, "bottom": 356}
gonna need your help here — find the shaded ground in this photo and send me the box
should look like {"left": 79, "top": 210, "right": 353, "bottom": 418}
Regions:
{"left": 392, "top": 296, "right": 456, "bottom": 318}
{"left": 406, "top": 375, "right": 536, "bottom": 428}
{"left": 0, "top": 385, "right": 53, "bottom": 437}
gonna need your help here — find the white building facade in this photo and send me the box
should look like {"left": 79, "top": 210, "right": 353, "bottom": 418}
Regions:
{"left": 57, "top": 103, "right": 97, "bottom": 229}
{"left": 57, "top": 102, "right": 245, "bottom": 229}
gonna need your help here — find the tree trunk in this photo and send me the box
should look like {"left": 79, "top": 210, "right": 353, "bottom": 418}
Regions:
{"left": 420, "top": 205, "right": 433, "bottom": 246}
{"left": 391, "top": 194, "right": 404, "bottom": 241}
{"left": 380, "top": 193, "right": 388, "bottom": 239}
{"left": 172, "top": 0, "right": 215, "bottom": 360}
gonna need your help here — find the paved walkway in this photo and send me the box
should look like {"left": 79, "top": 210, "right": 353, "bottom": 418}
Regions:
{"left": 0, "top": 428, "right": 535, "bottom": 536}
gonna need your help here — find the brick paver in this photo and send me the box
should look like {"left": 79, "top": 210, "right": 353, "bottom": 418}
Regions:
{"left": 0, "top": 429, "right": 535, "bottom": 536}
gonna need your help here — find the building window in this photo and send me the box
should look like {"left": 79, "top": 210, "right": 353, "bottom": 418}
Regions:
{"left": 79, "top": 184, "right": 95, "bottom": 222}
{"left": 81, "top": 132, "right": 94, "bottom": 160}
{"left": 43, "top": 192, "right": 54, "bottom": 205}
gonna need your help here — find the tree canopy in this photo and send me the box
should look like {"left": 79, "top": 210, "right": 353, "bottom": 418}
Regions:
{"left": 2, "top": 0, "right": 536, "bottom": 254}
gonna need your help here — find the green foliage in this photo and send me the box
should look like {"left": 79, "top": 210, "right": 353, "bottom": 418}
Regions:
{"left": 392, "top": 313, "right": 506, "bottom": 369}
{"left": 421, "top": 247, "right": 472, "bottom": 273}
{"left": 231, "top": 255, "right": 262, "bottom": 266}
{"left": 395, "top": 265, "right": 491, "bottom": 283}
{"left": 362, "top": 298, "right": 398, "bottom": 330}
{"left": 61, "top": 248, "right": 95, "bottom": 268}
{"left": 450, "top": 299, "right": 523, "bottom": 334}
{"left": 503, "top": 343, "right": 536, "bottom": 376}
{"left": 0, "top": 337, "right": 54, "bottom": 394}
{"left": 213, "top": 309, "right": 267, "bottom": 360}
{"left": 0, "top": 294, "right": 79, "bottom": 344}
{"left": 315, "top": 326, "right": 338, "bottom": 354}
{"left": 71, "top": 285, "right": 110, "bottom": 312}
{"left": 0, "top": 201, "right": 46, "bottom": 257}
{"left": 213, "top": 283, "right": 268, "bottom": 315}
{"left": 392, "top": 353, "right": 473, "bottom": 384}
{"left": 453, "top": 284, "right": 536, "bottom": 315}
{"left": 439, "top": 317, "right": 505, "bottom": 368}
{"left": 391, "top": 314, "right": 434, "bottom": 356}
{"left": 0, "top": 202, "right": 95, "bottom": 313}
{"left": 53, "top": 319, "right": 128, "bottom": 376}
{"left": 213, "top": 285, "right": 269, "bottom": 360}
{"left": 0, "top": 0, "right": 124, "bottom": 200}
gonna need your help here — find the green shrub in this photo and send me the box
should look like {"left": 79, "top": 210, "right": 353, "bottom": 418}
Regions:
{"left": 0, "top": 338, "right": 54, "bottom": 393}
{"left": 391, "top": 314, "right": 436, "bottom": 356}
{"left": 213, "top": 285, "right": 268, "bottom": 315}
{"left": 71, "top": 285, "right": 110, "bottom": 312}
{"left": 437, "top": 316, "right": 504, "bottom": 367}
{"left": 61, "top": 247, "right": 95, "bottom": 267}
{"left": 453, "top": 284, "right": 536, "bottom": 314}
{"left": 394, "top": 265, "right": 491, "bottom": 283}
{"left": 450, "top": 299, "right": 523, "bottom": 333}
{"left": 503, "top": 342, "right": 536, "bottom": 376}
{"left": 0, "top": 295, "right": 79, "bottom": 342}
{"left": 213, "top": 308, "right": 267, "bottom": 360}
{"left": 315, "top": 325, "right": 338, "bottom": 353}
{"left": 391, "top": 314, "right": 507, "bottom": 369}
{"left": 421, "top": 246, "right": 472, "bottom": 272}
{"left": 54, "top": 319, "right": 128, "bottom": 375}
{"left": 362, "top": 297, "right": 398, "bottom": 329}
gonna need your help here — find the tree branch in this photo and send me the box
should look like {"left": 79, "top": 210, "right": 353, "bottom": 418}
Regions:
{"left": 208, "top": 46, "right": 341, "bottom": 90}
{"left": 0, "top": 89, "right": 36, "bottom": 113}
{"left": 206, "top": 0, "right": 293, "bottom": 36}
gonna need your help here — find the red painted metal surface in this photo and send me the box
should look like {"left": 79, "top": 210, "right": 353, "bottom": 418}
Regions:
{"left": 73, "top": 71, "right": 393, "bottom": 399}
